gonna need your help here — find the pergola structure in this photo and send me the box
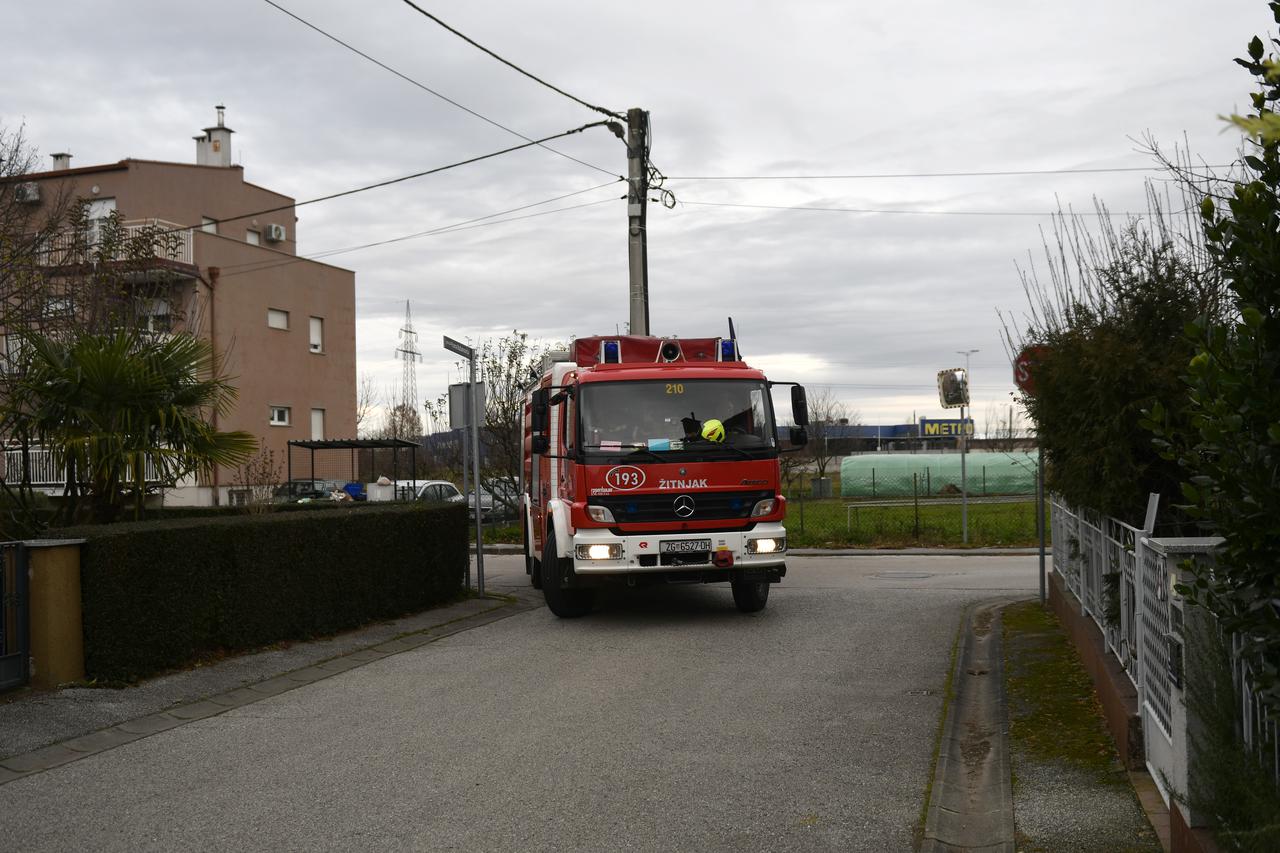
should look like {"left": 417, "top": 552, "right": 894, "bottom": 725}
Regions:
{"left": 285, "top": 438, "right": 421, "bottom": 489}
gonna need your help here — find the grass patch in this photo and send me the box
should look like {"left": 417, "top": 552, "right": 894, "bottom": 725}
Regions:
{"left": 1002, "top": 601, "right": 1118, "bottom": 777}
{"left": 786, "top": 498, "right": 1049, "bottom": 548}
{"left": 477, "top": 497, "right": 1050, "bottom": 549}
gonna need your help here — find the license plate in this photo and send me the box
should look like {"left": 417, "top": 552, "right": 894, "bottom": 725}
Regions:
{"left": 660, "top": 539, "right": 712, "bottom": 553}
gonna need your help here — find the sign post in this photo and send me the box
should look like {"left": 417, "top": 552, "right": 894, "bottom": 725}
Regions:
{"left": 937, "top": 364, "right": 973, "bottom": 543}
{"left": 444, "top": 335, "right": 484, "bottom": 596}
{"left": 1014, "top": 345, "right": 1049, "bottom": 606}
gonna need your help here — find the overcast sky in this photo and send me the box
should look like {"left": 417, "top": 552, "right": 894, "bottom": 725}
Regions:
{"left": 3, "top": 0, "right": 1271, "bottom": 433}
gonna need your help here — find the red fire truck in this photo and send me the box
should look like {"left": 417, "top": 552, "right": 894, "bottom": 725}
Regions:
{"left": 521, "top": 334, "right": 810, "bottom": 617}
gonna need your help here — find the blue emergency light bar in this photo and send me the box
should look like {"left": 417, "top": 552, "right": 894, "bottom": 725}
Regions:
{"left": 719, "top": 339, "right": 737, "bottom": 361}
{"left": 601, "top": 340, "right": 621, "bottom": 363}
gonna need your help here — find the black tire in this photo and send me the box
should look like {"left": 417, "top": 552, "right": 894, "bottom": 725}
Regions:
{"left": 541, "top": 529, "right": 594, "bottom": 618}
{"left": 731, "top": 578, "right": 770, "bottom": 613}
{"left": 524, "top": 519, "right": 542, "bottom": 589}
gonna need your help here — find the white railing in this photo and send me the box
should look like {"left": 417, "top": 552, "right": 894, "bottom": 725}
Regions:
{"left": 41, "top": 219, "right": 193, "bottom": 268}
{"left": 2, "top": 446, "right": 161, "bottom": 487}
{"left": 1051, "top": 497, "right": 1278, "bottom": 794}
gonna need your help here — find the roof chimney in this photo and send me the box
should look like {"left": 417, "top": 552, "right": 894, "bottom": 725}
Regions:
{"left": 194, "top": 104, "right": 234, "bottom": 168}
{"left": 51, "top": 152, "right": 72, "bottom": 170}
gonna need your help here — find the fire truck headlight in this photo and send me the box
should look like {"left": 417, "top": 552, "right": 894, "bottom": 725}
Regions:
{"left": 586, "top": 505, "right": 616, "bottom": 523}
{"left": 750, "top": 498, "right": 777, "bottom": 518}
{"left": 747, "top": 537, "right": 785, "bottom": 554}
{"left": 576, "top": 543, "right": 622, "bottom": 560}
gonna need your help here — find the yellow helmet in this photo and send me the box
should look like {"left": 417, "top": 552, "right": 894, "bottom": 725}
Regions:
{"left": 701, "top": 418, "right": 726, "bottom": 443}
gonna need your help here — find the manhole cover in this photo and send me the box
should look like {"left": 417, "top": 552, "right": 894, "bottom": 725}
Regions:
{"left": 873, "top": 571, "right": 934, "bottom": 579}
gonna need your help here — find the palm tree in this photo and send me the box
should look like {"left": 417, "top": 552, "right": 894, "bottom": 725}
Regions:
{"left": 3, "top": 329, "right": 256, "bottom": 523}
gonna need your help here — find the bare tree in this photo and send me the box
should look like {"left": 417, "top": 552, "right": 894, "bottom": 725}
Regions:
{"left": 354, "top": 372, "right": 377, "bottom": 437}
{"left": 379, "top": 401, "right": 423, "bottom": 441}
{"left": 982, "top": 401, "right": 1027, "bottom": 451}
{"left": 426, "top": 329, "right": 553, "bottom": 515}
{"left": 803, "top": 388, "right": 855, "bottom": 483}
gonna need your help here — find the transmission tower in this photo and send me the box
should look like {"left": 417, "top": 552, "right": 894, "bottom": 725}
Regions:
{"left": 394, "top": 300, "right": 422, "bottom": 422}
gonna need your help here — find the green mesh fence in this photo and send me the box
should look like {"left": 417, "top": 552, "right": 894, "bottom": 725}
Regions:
{"left": 839, "top": 451, "right": 1040, "bottom": 498}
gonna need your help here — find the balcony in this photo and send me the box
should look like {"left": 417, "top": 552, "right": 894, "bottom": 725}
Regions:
{"left": 3, "top": 446, "right": 161, "bottom": 492}
{"left": 41, "top": 219, "right": 196, "bottom": 277}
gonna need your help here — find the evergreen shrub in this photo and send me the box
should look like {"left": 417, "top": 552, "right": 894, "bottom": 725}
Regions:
{"left": 66, "top": 502, "right": 466, "bottom": 682}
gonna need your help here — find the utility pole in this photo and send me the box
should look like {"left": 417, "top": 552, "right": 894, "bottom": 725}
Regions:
{"left": 626, "top": 107, "right": 650, "bottom": 336}
{"left": 957, "top": 349, "right": 979, "bottom": 544}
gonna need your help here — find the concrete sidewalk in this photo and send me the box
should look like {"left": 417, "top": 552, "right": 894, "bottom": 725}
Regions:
{"left": 921, "top": 597, "right": 1170, "bottom": 852}
{"left": 0, "top": 589, "right": 539, "bottom": 775}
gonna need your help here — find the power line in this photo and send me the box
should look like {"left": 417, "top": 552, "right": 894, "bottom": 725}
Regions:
{"left": 217, "top": 180, "right": 621, "bottom": 276}
{"left": 156, "top": 121, "right": 609, "bottom": 238}
{"left": 668, "top": 164, "right": 1234, "bottom": 181}
{"left": 218, "top": 195, "right": 619, "bottom": 279}
{"left": 678, "top": 199, "right": 1162, "bottom": 218}
{"left": 397, "top": 0, "right": 623, "bottom": 120}
{"left": 260, "top": 0, "right": 618, "bottom": 178}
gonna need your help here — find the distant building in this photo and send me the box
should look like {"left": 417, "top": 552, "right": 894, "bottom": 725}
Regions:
{"left": 10, "top": 106, "right": 356, "bottom": 504}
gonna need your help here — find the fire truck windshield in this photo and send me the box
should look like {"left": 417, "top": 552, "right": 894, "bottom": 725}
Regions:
{"left": 579, "top": 379, "right": 777, "bottom": 461}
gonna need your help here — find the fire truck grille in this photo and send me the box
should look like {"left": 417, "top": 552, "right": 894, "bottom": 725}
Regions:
{"left": 591, "top": 490, "right": 772, "bottom": 524}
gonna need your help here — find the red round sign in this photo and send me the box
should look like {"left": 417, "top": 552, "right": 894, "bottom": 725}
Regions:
{"left": 1014, "top": 345, "right": 1051, "bottom": 395}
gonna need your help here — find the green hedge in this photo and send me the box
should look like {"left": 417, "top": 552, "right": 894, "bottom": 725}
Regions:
{"left": 63, "top": 502, "right": 467, "bottom": 682}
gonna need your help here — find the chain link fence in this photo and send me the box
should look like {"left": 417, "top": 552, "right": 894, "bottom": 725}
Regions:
{"left": 781, "top": 463, "right": 1040, "bottom": 547}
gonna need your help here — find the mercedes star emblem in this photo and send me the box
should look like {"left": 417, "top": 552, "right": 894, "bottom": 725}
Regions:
{"left": 673, "top": 494, "right": 696, "bottom": 518}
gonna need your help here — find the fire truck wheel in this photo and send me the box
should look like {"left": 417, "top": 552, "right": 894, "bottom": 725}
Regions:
{"left": 731, "top": 578, "right": 770, "bottom": 613}
{"left": 541, "top": 532, "right": 594, "bottom": 618}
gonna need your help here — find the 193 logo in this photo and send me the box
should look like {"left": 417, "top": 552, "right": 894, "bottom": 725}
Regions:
{"left": 605, "top": 465, "right": 645, "bottom": 491}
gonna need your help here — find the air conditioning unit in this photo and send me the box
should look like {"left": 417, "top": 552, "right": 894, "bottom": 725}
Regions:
{"left": 265, "top": 223, "right": 287, "bottom": 243}
{"left": 14, "top": 183, "right": 40, "bottom": 204}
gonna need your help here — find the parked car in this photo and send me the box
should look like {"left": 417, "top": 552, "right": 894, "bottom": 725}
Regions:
{"left": 273, "top": 479, "right": 346, "bottom": 503}
{"left": 414, "top": 480, "right": 465, "bottom": 505}
{"left": 474, "top": 485, "right": 518, "bottom": 521}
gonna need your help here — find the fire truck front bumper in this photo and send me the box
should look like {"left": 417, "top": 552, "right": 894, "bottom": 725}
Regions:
{"left": 569, "top": 523, "right": 788, "bottom": 576}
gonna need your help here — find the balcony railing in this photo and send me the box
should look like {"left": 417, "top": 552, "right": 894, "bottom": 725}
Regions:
{"left": 2, "top": 446, "right": 161, "bottom": 487}
{"left": 42, "top": 219, "right": 193, "bottom": 268}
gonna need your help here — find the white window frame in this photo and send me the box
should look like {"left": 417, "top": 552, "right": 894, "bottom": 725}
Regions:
{"left": 310, "top": 408, "right": 325, "bottom": 441}
{"left": 246, "top": 229, "right": 261, "bottom": 246}
{"left": 201, "top": 216, "right": 217, "bottom": 235}
{"left": 309, "top": 316, "right": 324, "bottom": 353}
{"left": 267, "top": 308, "right": 289, "bottom": 330}
{"left": 269, "top": 406, "right": 291, "bottom": 427}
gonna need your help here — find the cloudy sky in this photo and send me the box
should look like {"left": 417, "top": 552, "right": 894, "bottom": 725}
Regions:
{"left": 3, "top": 0, "right": 1270, "bottom": 433}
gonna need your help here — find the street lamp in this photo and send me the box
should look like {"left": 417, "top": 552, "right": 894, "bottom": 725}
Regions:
{"left": 957, "top": 349, "right": 978, "bottom": 544}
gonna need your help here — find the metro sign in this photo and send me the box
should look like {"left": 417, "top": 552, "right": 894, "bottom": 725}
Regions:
{"left": 1014, "top": 345, "right": 1051, "bottom": 396}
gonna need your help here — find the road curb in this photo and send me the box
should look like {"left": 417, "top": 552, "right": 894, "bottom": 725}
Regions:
{"left": 921, "top": 598, "right": 1022, "bottom": 852}
{"left": 0, "top": 592, "right": 541, "bottom": 787}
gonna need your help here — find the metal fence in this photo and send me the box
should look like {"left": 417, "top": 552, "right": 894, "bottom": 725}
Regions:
{"left": 1051, "top": 496, "right": 1278, "bottom": 792}
{"left": 780, "top": 477, "right": 1038, "bottom": 546}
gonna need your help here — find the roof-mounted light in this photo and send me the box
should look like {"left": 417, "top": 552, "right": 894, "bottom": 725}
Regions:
{"left": 719, "top": 339, "right": 737, "bottom": 361}
{"left": 601, "top": 340, "right": 621, "bottom": 363}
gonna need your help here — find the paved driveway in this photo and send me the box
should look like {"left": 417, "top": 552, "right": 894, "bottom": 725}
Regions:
{"left": 1, "top": 554, "right": 1038, "bottom": 852}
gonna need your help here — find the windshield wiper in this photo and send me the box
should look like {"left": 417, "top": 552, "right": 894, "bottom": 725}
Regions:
{"left": 721, "top": 443, "right": 756, "bottom": 460}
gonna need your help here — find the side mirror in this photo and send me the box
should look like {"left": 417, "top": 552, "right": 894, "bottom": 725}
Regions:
{"left": 531, "top": 434, "right": 550, "bottom": 455}
{"left": 789, "top": 426, "right": 809, "bottom": 448}
{"left": 791, "top": 385, "right": 809, "bottom": 426}
{"left": 531, "top": 388, "right": 550, "bottom": 434}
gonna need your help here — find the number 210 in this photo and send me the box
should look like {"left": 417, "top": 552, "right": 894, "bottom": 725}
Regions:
{"left": 665, "top": 383, "right": 684, "bottom": 394}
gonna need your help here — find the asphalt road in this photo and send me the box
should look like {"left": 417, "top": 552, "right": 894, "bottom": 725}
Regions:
{"left": 1, "top": 554, "right": 1039, "bottom": 852}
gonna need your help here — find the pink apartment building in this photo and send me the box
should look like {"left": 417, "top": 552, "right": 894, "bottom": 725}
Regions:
{"left": 11, "top": 107, "right": 356, "bottom": 504}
